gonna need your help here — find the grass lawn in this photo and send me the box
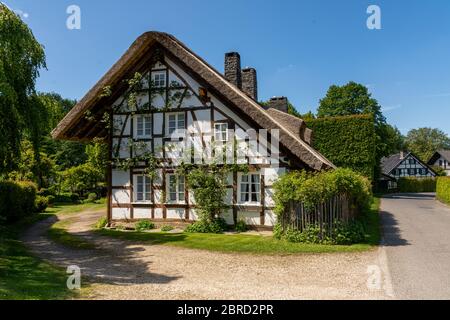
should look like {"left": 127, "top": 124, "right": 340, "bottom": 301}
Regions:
{"left": 0, "top": 201, "right": 103, "bottom": 300}
{"left": 0, "top": 213, "right": 77, "bottom": 300}
{"left": 46, "top": 201, "right": 105, "bottom": 250}
{"left": 47, "top": 218, "right": 96, "bottom": 250}
{"left": 97, "top": 197, "right": 381, "bottom": 255}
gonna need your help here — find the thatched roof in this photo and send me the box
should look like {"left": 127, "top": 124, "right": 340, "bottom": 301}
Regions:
{"left": 52, "top": 31, "right": 334, "bottom": 170}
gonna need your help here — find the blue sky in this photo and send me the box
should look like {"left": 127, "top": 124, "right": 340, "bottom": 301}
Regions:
{"left": 4, "top": 0, "right": 450, "bottom": 135}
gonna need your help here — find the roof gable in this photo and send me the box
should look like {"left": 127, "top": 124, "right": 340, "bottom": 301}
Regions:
{"left": 428, "top": 150, "right": 450, "bottom": 164}
{"left": 52, "top": 31, "right": 333, "bottom": 170}
{"left": 381, "top": 152, "right": 437, "bottom": 175}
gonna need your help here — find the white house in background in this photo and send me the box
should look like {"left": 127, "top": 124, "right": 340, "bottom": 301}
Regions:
{"left": 380, "top": 151, "right": 436, "bottom": 189}
{"left": 427, "top": 150, "right": 450, "bottom": 176}
{"left": 51, "top": 32, "right": 334, "bottom": 229}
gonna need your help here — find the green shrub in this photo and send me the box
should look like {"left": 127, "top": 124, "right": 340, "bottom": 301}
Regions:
{"left": 52, "top": 193, "right": 78, "bottom": 203}
{"left": 235, "top": 220, "right": 248, "bottom": 233}
{"left": 0, "top": 181, "right": 37, "bottom": 223}
{"left": 34, "top": 196, "right": 49, "bottom": 213}
{"left": 307, "top": 115, "right": 377, "bottom": 180}
{"left": 135, "top": 220, "right": 155, "bottom": 231}
{"left": 437, "top": 177, "right": 450, "bottom": 205}
{"left": 47, "top": 195, "right": 55, "bottom": 205}
{"left": 185, "top": 218, "right": 228, "bottom": 234}
{"left": 273, "top": 168, "right": 372, "bottom": 244}
{"left": 282, "top": 220, "right": 367, "bottom": 245}
{"left": 397, "top": 177, "right": 436, "bottom": 193}
{"left": 274, "top": 168, "right": 372, "bottom": 216}
{"left": 86, "top": 192, "right": 98, "bottom": 203}
{"left": 160, "top": 225, "right": 174, "bottom": 232}
{"left": 70, "top": 193, "right": 80, "bottom": 203}
{"left": 95, "top": 216, "right": 108, "bottom": 229}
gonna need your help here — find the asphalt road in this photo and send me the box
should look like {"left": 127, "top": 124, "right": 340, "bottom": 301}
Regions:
{"left": 381, "top": 193, "right": 450, "bottom": 299}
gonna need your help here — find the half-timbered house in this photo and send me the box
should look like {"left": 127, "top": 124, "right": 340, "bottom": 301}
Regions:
{"left": 380, "top": 151, "right": 436, "bottom": 189}
{"left": 52, "top": 32, "right": 334, "bottom": 228}
{"left": 427, "top": 150, "right": 450, "bottom": 176}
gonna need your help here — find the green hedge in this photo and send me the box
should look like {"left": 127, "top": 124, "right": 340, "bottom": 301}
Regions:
{"left": 437, "top": 177, "right": 450, "bottom": 205}
{"left": 274, "top": 168, "right": 372, "bottom": 216}
{"left": 397, "top": 177, "right": 436, "bottom": 193}
{"left": 307, "top": 115, "right": 377, "bottom": 180}
{"left": 0, "top": 181, "right": 37, "bottom": 223}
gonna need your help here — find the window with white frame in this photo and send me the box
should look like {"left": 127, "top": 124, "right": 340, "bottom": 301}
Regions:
{"left": 214, "top": 123, "right": 228, "bottom": 142}
{"left": 152, "top": 71, "right": 166, "bottom": 88}
{"left": 135, "top": 175, "right": 151, "bottom": 202}
{"left": 167, "top": 113, "right": 185, "bottom": 135}
{"left": 136, "top": 115, "right": 152, "bottom": 138}
{"left": 239, "top": 173, "right": 261, "bottom": 204}
{"left": 167, "top": 174, "right": 185, "bottom": 203}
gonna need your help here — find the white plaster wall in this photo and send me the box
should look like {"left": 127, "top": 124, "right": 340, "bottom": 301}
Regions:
{"left": 263, "top": 167, "right": 286, "bottom": 186}
{"left": 190, "top": 209, "right": 199, "bottom": 221}
{"left": 134, "top": 208, "right": 151, "bottom": 219}
{"left": 237, "top": 211, "right": 261, "bottom": 226}
{"left": 112, "top": 189, "right": 130, "bottom": 205}
{"left": 264, "top": 210, "right": 277, "bottom": 227}
{"left": 264, "top": 189, "right": 275, "bottom": 207}
{"left": 154, "top": 208, "right": 163, "bottom": 219}
{"left": 112, "top": 138, "right": 130, "bottom": 159}
{"left": 112, "top": 170, "right": 130, "bottom": 187}
{"left": 153, "top": 113, "right": 163, "bottom": 135}
{"left": 166, "top": 208, "right": 185, "bottom": 220}
{"left": 113, "top": 115, "right": 130, "bottom": 136}
{"left": 112, "top": 208, "right": 130, "bottom": 220}
{"left": 154, "top": 189, "right": 163, "bottom": 204}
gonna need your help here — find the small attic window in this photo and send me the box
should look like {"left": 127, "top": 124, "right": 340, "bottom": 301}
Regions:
{"left": 199, "top": 87, "right": 207, "bottom": 98}
{"left": 152, "top": 71, "right": 166, "bottom": 88}
{"left": 199, "top": 87, "right": 210, "bottom": 103}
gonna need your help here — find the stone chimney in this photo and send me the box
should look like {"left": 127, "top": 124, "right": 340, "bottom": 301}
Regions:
{"left": 268, "top": 97, "right": 288, "bottom": 113}
{"left": 224, "top": 52, "right": 242, "bottom": 88}
{"left": 241, "top": 67, "right": 258, "bottom": 101}
{"left": 400, "top": 151, "right": 405, "bottom": 159}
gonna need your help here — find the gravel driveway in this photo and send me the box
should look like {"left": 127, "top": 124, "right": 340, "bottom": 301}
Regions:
{"left": 21, "top": 210, "right": 390, "bottom": 300}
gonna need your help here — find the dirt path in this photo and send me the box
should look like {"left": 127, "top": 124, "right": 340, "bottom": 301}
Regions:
{"left": 21, "top": 210, "right": 390, "bottom": 300}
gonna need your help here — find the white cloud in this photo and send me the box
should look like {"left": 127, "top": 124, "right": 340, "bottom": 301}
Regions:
{"left": 381, "top": 104, "right": 402, "bottom": 112}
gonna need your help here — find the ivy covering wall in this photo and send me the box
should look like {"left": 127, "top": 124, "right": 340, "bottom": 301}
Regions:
{"left": 437, "top": 177, "right": 450, "bottom": 205}
{"left": 307, "top": 115, "right": 377, "bottom": 180}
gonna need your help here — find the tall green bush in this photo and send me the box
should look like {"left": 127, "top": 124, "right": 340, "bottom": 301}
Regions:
{"left": 397, "top": 177, "right": 436, "bottom": 193}
{"left": 273, "top": 168, "right": 372, "bottom": 244}
{"left": 273, "top": 168, "right": 372, "bottom": 216}
{"left": 307, "top": 115, "right": 377, "bottom": 180}
{"left": 0, "top": 181, "right": 37, "bottom": 222}
{"left": 437, "top": 177, "right": 450, "bottom": 205}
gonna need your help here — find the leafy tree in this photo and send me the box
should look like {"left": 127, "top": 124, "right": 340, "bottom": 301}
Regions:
{"left": 85, "top": 142, "right": 108, "bottom": 172}
{"left": 316, "top": 81, "right": 404, "bottom": 179}
{"left": 405, "top": 128, "right": 450, "bottom": 162}
{"left": 60, "top": 163, "right": 104, "bottom": 197}
{"left": 378, "top": 124, "right": 405, "bottom": 156}
{"left": 317, "top": 81, "right": 385, "bottom": 125}
{"left": 7, "top": 140, "right": 56, "bottom": 188}
{"left": 0, "top": 4, "right": 46, "bottom": 175}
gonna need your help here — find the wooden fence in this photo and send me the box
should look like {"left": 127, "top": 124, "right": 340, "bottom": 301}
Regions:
{"left": 280, "top": 194, "right": 354, "bottom": 239}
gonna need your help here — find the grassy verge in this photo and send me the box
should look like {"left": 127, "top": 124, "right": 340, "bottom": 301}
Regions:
{"left": 45, "top": 201, "right": 105, "bottom": 250}
{"left": 0, "top": 201, "right": 105, "bottom": 300}
{"left": 96, "top": 197, "right": 381, "bottom": 255}
{"left": 47, "top": 218, "right": 96, "bottom": 250}
{"left": 0, "top": 213, "right": 78, "bottom": 300}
